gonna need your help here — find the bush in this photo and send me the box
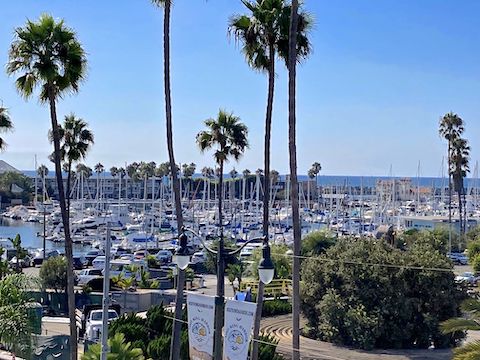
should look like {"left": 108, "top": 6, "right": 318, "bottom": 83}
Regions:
{"left": 468, "top": 241, "right": 480, "bottom": 262}
{"left": 301, "top": 230, "right": 336, "bottom": 256}
{"left": 472, "top": 254, "right": 480, "bottom": 273}
{"left": 147, "top": 335, "right": 170, "bottom": 360}
{"left": 262, "top": 299, "right": 292, "bottom": 317}
{"left": 250, "top": 245, "right": 291, "bottom": 280}
{"left": 255, "top": 334, "right": 284, "bottom": 360}
{"left": 39, "top": 256, "right": 67, "bottom": 292}
{"left": 302, "top": 236, "right": 465, "bottom": 350}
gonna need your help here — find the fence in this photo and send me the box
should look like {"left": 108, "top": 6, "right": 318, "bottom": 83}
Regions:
{"left": 240, "top": 279, "right": 292, "bottom": 297}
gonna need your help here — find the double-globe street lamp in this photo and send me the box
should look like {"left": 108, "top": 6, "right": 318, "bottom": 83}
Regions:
{"left": 175, "top": 226, "right": 274, "bottom": 360}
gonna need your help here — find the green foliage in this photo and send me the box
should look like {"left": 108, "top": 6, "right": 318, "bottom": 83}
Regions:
{"left": 301, "top": 230, "right": 336, "bottom": 256}
{"left": 109, "top": 313, "right": 150, "bottom": 354}
{"left": 39, "top": 256, "right": 67, "bottom": 292}
{"left": 0, "top": 274, "right": 36, "bottom": 356}
{"left": 0, "top": 171, "right": 33, "bottom": 204}
{"left": 0, "top": 247, "right": 10, "bottom": 278}
{"left": 254, "top": 334, "right": 284, "bottom": 360}
{"left": 10, "top": 234, "right": 27, "bottom": 272}
{"left": 250, "top": 244, "right": 291, "bottom": 280}
{"left": 472, "top": 254, "right": 480, "bottom": 273}
{"left": 81, "top": 333, "right": 145, "bottom": 360}
{"left": 146, "top": 335, "right": 170, "bottom": 360}
{"left": 468, "top": 241, "right": 480, "bottom": 262}
{"left": 226, "top": 262, "right": 245, "bottom": 291}
{"left": 261, "top": 299, "right": 292, "bottom": 317}
{"left": 138, "top": 268, "right": 159, "bottom": 289}
{"left": 467, "top": 226, "right": 480, "bottom": 243}
{"left": 397, "top": 227, "right": 462, "bottom": 253}
{"left": 302, "top": 236, "right": 465, "bottom": 350}
{"left": 204, "top": 238, "right": 240, "bottom": 274}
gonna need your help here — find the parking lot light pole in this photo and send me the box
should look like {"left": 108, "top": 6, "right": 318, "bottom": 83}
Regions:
{"left": 174, "top": 226, "right": 274, "bottom": 360}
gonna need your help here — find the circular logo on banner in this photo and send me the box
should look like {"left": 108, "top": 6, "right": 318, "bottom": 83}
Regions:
{"left": 226, "top": 325, "right": 248, "bottom": 353}
{"left": 191, "top": 320, "right": 209, "bottom": 344}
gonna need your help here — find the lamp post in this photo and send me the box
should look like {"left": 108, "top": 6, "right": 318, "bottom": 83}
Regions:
{"left": 175, "top": 226, "right": 274, "bottom": 360}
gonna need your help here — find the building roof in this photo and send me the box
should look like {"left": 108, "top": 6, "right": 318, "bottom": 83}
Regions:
{"left": 0, "top": 159, "right": 19, "bottom": 173}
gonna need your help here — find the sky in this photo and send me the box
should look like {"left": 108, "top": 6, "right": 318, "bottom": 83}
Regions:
{"left": 0, "top": 0, "right": 479, "bottom": 177}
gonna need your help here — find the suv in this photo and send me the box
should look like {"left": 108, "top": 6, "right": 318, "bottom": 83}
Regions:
{"left": 73, "top": 255, "right": 88, "bottom": 270}
{"left": 33, "top": 249, "right": 60, "bottom": 266}
{"left": 85, "top": 249, "right": 104, "bottom": 266}
{"left": 76, "top": 268, "right": 103, "bottom": 286}
{"left": 155, "top": 250, "right": 173, "bottom": 264}
{"left": 448, "top": 252, "right": 468, "bottom": 265}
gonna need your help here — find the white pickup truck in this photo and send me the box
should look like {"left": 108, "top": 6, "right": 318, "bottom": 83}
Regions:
{"left": 85, "top": 309, "right": 119, "bottom": 341}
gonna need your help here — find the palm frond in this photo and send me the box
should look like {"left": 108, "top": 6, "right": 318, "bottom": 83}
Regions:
{"left": 453, "top": 340, "right": 480, "bottom": 360}
{"left": 441, "top": 318, "right": 480, "bottom": 334}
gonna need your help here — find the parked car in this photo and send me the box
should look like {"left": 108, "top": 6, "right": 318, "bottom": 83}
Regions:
{"left": 134, "top": 250, "right": 148, "bottom": 260}
{"left": 9, "top": 255, "right": 32, "bottom": 268}
{"left": 111, "top": 246, "right": 130, "bottom": 258}
{"left": 448, "top": 252, "right": 468, "bottom": 265}
{"left": 155, "top": 250, "right": 173, "bottom": 264}
{"left": 85, "top": 249, "right": 104, "bottom": 266}
{"left": 73, "top": 255, "right": 88, "bottom": 270}
{"left": 191, "top": 251, "right": 206, "bottom": 264}
{"left": 33, "top": 249, "right": 60, "bottom": 266}
{"left": 78, "top": 304, "right": 120, "bottom": 341}
{"left": 119, "top": 254, "right": 135, "bottom": 262}
{"left": 76, "top": 268, "right": 103, "bottom": 286}
{"left": 455, "top": 272, "right": 479, "bottom": 286}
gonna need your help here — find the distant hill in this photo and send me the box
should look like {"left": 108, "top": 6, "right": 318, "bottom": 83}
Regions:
{"left": 0, "top": 160, "right": 20, "bottom": 173}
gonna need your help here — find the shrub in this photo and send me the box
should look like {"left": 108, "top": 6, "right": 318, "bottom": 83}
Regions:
{"left": 468, "top": 241, "right": 480, "bottom": 263}
{"left": 262, "top": 299, "right": 292, "bottom": 317}
{"left": 302, "top": 236, "right": 465, "bottom": 350}
{"left": 301, "top": 230, "right": 336, "bottom": 256}
{"left": 147, "top": 335, "right": 171, "bottom": 360}
{"left": 39, "top": 256, "right": 67, "bottom": 292}
{"left": 472, "top": 254, "right": 480, "bottom": 273}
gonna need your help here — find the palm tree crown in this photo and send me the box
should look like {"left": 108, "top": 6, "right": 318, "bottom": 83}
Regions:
{"left": 0, "top": 106, "right": 13, "bottom": 151}
{"left": 196, "top": 110, "right": 249, "bottom": 165}
{"left": 7, "top": 14, "right": 87, "bottom": 101}
{"left": 55, "top": 114, "right": 94, "bottom": 164}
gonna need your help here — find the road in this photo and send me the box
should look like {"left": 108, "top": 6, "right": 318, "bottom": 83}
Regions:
{"left": 260, "top": 315, "right": 453, "bottom": 360}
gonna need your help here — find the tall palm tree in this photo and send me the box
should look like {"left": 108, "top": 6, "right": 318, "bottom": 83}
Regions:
{"left": 7, "top": 14, "right": 87, "bottom": 359}
{"left": 37, "top": 164, "right": 49, "bottom": 201}
{"left": 439, "top": 112, "right": 465, "bottom": 248}
{"left": 94, "top": 162, "right": 104, "bottom": 203}
{"left": 151, "top": 1, "right": 185, "bottom": 357}
{"left": 196, "top": 110, "right": 248, "bottom": 359}
{"left": 442, "top": 298, "right": 480, "bottom": 360}
{"left": 54, "top": 114, "right": 94, "bottom": 218}
{"left": 117, "top": 167, "right": 126, "bottom": 200}
{"left": 230, "top": 4, "right": 311, "bottom": 356}
{"left": 451, "top": 137, "right": 470, "bottom": 235}
{"left": 288, "top": 1, "right": 301, "bottom": 358}
{"left": 0, "top": 106, "right": 13, "bottom": 151}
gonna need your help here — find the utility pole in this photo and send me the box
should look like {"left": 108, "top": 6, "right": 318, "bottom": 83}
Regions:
{"left": 100, "top": 224, "right": 112, "bottom": 360}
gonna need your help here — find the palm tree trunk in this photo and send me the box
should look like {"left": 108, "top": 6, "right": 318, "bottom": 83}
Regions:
{"left": 48, "top": 90, "right": 77, "bottom": 360}
{"left": 288, "top": 2, "right": 301, "bottom": 360}
{"left": 164, "top": 2, "right": 186, "bottom": 359}
{"left": 448, "top": 141, "right": 452, "bottom": 253}
{"left": 458, "top": 185, "right": 463, "bottom": 236}
{"left": 214, "top": 160, "right": 225, "bottom": 360}
{"left": 251, "top": 43, "right": 275, "bottom": 360}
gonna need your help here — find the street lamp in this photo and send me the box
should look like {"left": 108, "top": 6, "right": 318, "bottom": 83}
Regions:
{"left": 175, "top": 231, "right": 190, "bottom": 270}
{"left": 174, "top": 226, "right": 274, "bottom": 360}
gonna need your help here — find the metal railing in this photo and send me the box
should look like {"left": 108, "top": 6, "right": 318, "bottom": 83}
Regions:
{"left": 240, "top": 279, "right": 292, "bottom": 297}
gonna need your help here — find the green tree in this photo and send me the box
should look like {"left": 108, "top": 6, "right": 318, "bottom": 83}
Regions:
{"left": 0, "top": 274, "right": 36, "bottom": 356}
{"left": 150, "top": 1, "right": 186, "bottom": 356}
{"left": 0, "top": 171, "right": 33, "bottom": 204}
{"left": 441, "top": 298, "right": 480, "bottom": 360}
{"left": 81, "top": 332, "right": 145, "bottom": 360}
{"left": 10, "top": 234, "right": 27, "bottom": 273}
{"left": 0, "top": 248, "right": 9, "bottom": 279}
{"left": 226, "top": 263, "right": 245, "bottom": 293}
{"left": 439, "top": 112, "right": 465, "bottom": 247}
{"left": 251, "top": 244, "right": 291, "bottom": 280}
{"left": 54, "top": 114, "right": 94, "bottom": 218}
{"left": 7, "top": 14, "right": 87, "bottom": 358}
{"left": 301, "top": 230, "right": 336, "bottom": 256}
{"left": 39, "top": 256, "right": 67, "bottom": 293}
{"left": 0, "top": 105, "right": 13, "bottom": 151}
{"left": 302, "top": 237, "right": 465, "bottom": 350}
{"left": 450, "top": 137, "right": 470, "bottom": 235}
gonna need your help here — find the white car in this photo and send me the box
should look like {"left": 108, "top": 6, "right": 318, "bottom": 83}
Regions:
{"left": 155, "top": 250, "right": 173, "bottom": 263}
{"left": 191, "top": 251, "right": 206, "bottom": 264}
{"left": 85, "top": 309, "right": 119, "bottom": 341}
{"left": 455, "top": 272, "right": 479, "bottom": 286}
{"left": 76, "top": 268, "right": 103, "bottom": 286}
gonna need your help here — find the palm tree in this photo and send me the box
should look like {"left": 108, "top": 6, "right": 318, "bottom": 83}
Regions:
{"left": 7, "top": 14, "right": 87, "bottom": 359}
{"left": 54, "top": 114, "right": 94, "bottom": 217}
{"left": 442, "top": 298, "right": 480, "bottom": 359}
{"left": 9, "top": 234, "right": 26, "bottom": 273}
{"left": 37, "top": 164, "right": 49, "bottom": 201}
{"left": 230, "top": 3, "right": 311, "bottom": 357}
{"left": 439, "top": 112, "right": 465, "bottom": 248}
{"left": 197, "top": 110, "right": 248, "bottom": 359}
{"left": 310, "top": 161, "right": 321, "bottom": 207}
{"left": 126, "top": 162, "right": 140, "bottom": 199}
{"left": 117, "top": 167, "right": 126, "bottom": 200}
{"left": 151, "top": 1, "right": 185, "bottom": 357}
{"left": 81, "top": 333, "right": 145, "bottom": 360}
{"left": 451, "top": 137, "right": 470, "bottom": 235}
{"left": 0, "top": 105, "right": 13, "bottom": 151}
{"left": 94, "top": 162, "right": 104, "bottom": 203}
{"left": 288, "top": 1, "right": 301, "bottom": 358}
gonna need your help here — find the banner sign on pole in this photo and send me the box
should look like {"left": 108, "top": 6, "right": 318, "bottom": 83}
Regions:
{"left": 187, "top": 293, "right": 215, "bottom": 360}
{"left": 223, "top": 299, "right": 257, "bottom": 360}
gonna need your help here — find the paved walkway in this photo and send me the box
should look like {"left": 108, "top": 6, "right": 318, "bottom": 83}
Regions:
{"left": 260, "top": 315, "right": 452, "bottom": 360}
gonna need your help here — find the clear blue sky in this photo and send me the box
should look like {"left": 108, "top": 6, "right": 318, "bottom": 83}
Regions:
{"left": 0, "top": 0, "right": 479, "bottom": 177}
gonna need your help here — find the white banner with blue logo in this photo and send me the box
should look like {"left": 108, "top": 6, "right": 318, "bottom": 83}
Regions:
{"left": 223, "top": 299, "right": 257, "bottom": 360}
{"left": 187, "top": 293, "right": 215, "bottom": 360}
